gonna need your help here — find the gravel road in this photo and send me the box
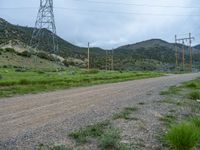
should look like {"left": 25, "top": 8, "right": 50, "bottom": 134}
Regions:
{"left": 0, "top": 73, "right": 199, "bottom": 149}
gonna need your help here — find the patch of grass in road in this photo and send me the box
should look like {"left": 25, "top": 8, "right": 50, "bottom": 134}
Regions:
{"left": 99, "top": 127, "right": 121, "bottom": 150}
{"left": 138, "top": 102, "right": 145, "bottom": 105}
{"left": 188, "top": 91, "right": 200, "bottom": 100}
{"left": 0, "top": 68, "right": 163, "bottom": 98}
{"left": 39, "top": 144, "right": 72, "bottom": 150}
{"left": 160, "top": 86, "right": 182, "bottom": 95}
{"left": 185, "top": 82, "right": 198, "bottom": 89}
{"left": 68, "top": 120, "right": 129, "bottom": 150}
{"left": 69, "top": 121, "right": 110, "bottom": 143}
{"left": 165, "top": 118, "right": 200, "bottom": 150}
{"left": 113, "top": 107, "right": 138, "bottom": 120}
{"left": 159, "top": 114, "right": 177, "bottom": 126}
{"left": 161, "top": 98, "right": 183, "bottom": 106}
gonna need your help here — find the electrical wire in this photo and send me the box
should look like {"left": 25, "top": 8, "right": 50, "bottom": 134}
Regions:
{"left": 73, "top": 0, "right": 200, "bottom": 9}
{"left": 0, "top": 6, "right": 199, "bottom": 17}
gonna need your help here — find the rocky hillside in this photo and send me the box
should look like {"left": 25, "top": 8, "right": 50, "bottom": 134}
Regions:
{"left": 1, "top": 17, "right": 200, "bottom": 71}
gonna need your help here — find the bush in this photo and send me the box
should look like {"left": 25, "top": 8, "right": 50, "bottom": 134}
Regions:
{"left": 82, "top": 69, "right": 99, "bottom": 74}
{"left": 0, "top": 74, "right": 2, "bottom": 80}
{"left": 37, "top": 51, "right": 54, "bottom": 61}
{"left": 17, "top": 51, "right": 31, "bottom": 57}
{"left": 69, "top": 121, "right": 110, "bottom": 143}
{"left": 19, "top": 79, "right": 30, "bottom": 85}
{"left": 4, "top": 48, "right": 15, "bottom": 53}
{"left": 165, "top": 123, "right": 199, "bottom": 150}
{"left": 99, "top": 128, "right": 120, "bottom": 150}
{"left": 190, "top": 117, "right": 200, "bottom": 129}
{"left": 189, "top": 91, "right": 200, "bottom": 100}
{"left": 15, "top": 68, "right": 27, "bottom": 72}
{"left": 186, "top": 82, "right": 198, "bottom": 88}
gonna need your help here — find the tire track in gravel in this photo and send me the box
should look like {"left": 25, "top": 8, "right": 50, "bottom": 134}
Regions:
{"left": 0, "top": 73, "right": 199, "bottom": 147}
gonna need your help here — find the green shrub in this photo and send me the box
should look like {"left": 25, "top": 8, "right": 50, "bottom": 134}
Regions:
{"left": 165, "top": 123, "right": 199, "bottom": 150}
{"left": 189, "top": 91, "right": 200, "bottom": 100}
{"left": 37, "top": 51, "right": 54, "bottom": 61}
{"left": 39, "top": 144, "right": 72, "bottom": 150}
{"left": 113, "top": 107, "right": 138, "bottom": 120}
{"left": 69, "top": 121, "right": 110, "bottom": 143}
{"left": 5, "top": 48, "right": 15, "bottom": 53}
{"left": 0, "top": 74, "right": 2, "bottom": 80}
{"left": 17, "top": 51, "right": 31, "bottom": 57}
{"left": 190, "top": 117, "right": 200, "bottom": 129}
{"left": 15, "top": 68, "right": 27, "bottom": 72}
{"left": 99, "top": 128, "right": 120, "bottom": 150}
{"left": 19, "top": 79, "right": 30, "bottom": 85}
{"left": 186, "top": 82, "right": 198, "bottom": 88}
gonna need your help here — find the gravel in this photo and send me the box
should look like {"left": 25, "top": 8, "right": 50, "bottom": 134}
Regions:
{"left": 0, "top": 73, "right": 199, "bottom": 150}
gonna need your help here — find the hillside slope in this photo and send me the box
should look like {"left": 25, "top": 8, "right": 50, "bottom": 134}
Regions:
{"left": 0, "top": 18, "right": 200, "bottom": 71}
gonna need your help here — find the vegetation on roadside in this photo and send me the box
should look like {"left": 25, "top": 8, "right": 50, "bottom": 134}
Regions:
{"left": 113, "top": 107, "right": 138, "bottom": 120}
{"left": 0, "top": 68, "right": 163, "bottom": 98}
{"left": 160, "top": 77, "right": 200, "bottom": 150}
{"left": 165, "top": 118, "right": 200, "bottom": 150}
{"left": 39, "top": 144, "right": 72, "bottom": 150}
{"left": 69, "top": 121, "right": 110, "bottom": 143}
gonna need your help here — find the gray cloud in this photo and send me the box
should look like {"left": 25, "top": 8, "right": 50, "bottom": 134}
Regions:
{"left": 0, "top": 0, "right": 199, "bottom": 49}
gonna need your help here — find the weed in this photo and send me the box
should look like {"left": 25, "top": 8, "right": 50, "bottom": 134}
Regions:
{"left": 99, "top": 128, "right": 120, "bottom": 150}
{"left": 138, "top": 102, "right": 145, "bottom": 105}
{"left": 39, "top": 144, "right": 72, "bottom": 150}
{"left": 113, "top": 107, "right": 138, "bottom": 120}
{"left": 69, "top": 121, "right": 110, "bottom": 143}
{"left": 82, "top": 69, "right": 99, "bottom": 74}
{"left": 19, "top": 79, "right": 30, "bottom": 85}
{"left": 190, "top": 117, "right": 200, "bottom": 129}
{"left": 189, "top": 91, "right": 200, "bottom": 100}
{"left": 0, "top": 68, "right": 163, "bottom": 98}
{"left": 165, "top": 123, "right": 199, "bottom": 150}
{"left": 186, "top": 82, "right": 198, "bottom": 89}
{"left": 160, "top": 86, "right": 181, "bottom": 95}
{"left": 159, "top": 114, "right": 176, "bottom": 126}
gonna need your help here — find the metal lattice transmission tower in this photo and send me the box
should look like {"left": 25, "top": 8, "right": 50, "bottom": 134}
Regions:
{"left": 30, "top": 0, "right": 58, "bottom": 53}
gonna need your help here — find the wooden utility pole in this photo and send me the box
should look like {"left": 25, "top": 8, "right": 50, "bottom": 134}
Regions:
{"left": 175, "top": 35, "right": 178, "bottom": 68}
{"left": 111, "top": 49, "right": 114, "bottom": 70}
{"left": 189, "top": 33, "right": 193, "bottom": 72}
{"left": 175, "top": 33, "right": 194, "bottom": 72}
{"left": 182, "top": 40, "right": 185, "bottom": 70}
{"left": 88, "top": 42, "right": 90, "bottom": 71}
{"left": 106, "top": 50, "right": 108, "bottom": 71}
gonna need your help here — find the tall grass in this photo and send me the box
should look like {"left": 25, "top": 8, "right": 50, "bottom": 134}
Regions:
{"left": 165, "top": 121, "right": 200, "bottom": 150}
{"left": 188, "top": 91, "right": 200, "bottom": 100}
{"left": 0, "top": 68, "right": 163, "bottom": 98}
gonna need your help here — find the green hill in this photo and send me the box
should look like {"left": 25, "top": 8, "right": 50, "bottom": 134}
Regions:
{"left": 0, "top": 18, "right": 200, "bottom": 71}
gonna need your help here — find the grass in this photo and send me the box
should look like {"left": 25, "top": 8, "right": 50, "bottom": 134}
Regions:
{"left": 39, "top": 144, "right": 72, "bottom": 150}
{"left": 186, "top": 82, "right": 198, "bottom": 89}
{"left": 188, "top": 91, "right": 200, "bottom": 100}
{"left": 159, "top": 114, "right": 176, "bottom": 126}
{"left": 99, "top": 127, "right": 121, "bottom": 150}
{"left": 69, "top": 121, "right": 110, "bottom": 143}
{"left": 0, "top": 68, "right": 163, "bottom": 98}
{"left": 113, "top": 107, "right": 138, "bottom": 120}
{"left": 160, "top": 86, "right": 182, "bottom": 95}
{"left": 69, "top": 120, "right": 127, "bottom": 150}
{"left": 159, "top": 78, "right": 200, "bottom": 150}
{"left": 165, "top": 122, "right": 200, "bottom": 150}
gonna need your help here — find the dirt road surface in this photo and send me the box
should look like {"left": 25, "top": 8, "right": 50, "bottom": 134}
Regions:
{"left": 0, "top": 73, "right": 199, "bottom": 149}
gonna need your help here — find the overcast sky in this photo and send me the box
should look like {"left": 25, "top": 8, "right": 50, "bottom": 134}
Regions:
{"left": 0, "top": 0, "right": 199, "bottom": 49}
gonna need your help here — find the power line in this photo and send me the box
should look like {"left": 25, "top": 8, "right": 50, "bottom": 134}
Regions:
{"left": 73, "top": 0, "right": 200, "bottom": 9}
{"left": 55, "top": 7, "right": 200, "bottom": 17}
{"left": 1, "top": 6, "right": 200, "bottom": 17}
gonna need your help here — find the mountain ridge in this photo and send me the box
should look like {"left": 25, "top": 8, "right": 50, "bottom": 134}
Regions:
{"left": 1, "top": 17, "right": 200, "bottom": 71}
